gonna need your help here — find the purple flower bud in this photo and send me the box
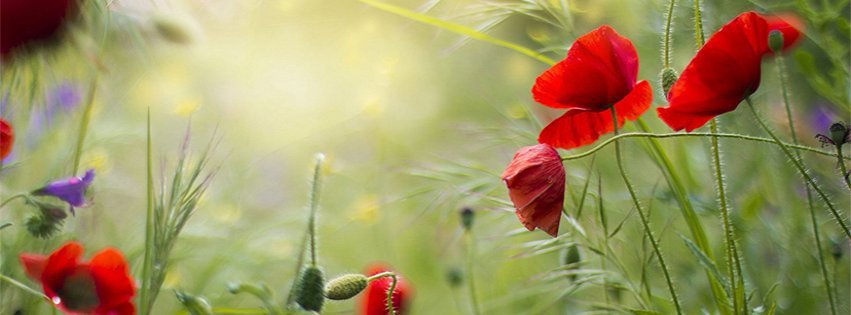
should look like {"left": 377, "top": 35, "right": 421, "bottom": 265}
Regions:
{"left": 32, "top": 169, "right": 95, "bottom": 215}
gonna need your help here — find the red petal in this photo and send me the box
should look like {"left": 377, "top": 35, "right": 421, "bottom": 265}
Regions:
{"left": 532, "top": 25, "right": 638, "bottom": 111}
{"left": 19, "top": 254, "right": 48, "bottom": 280}
{"left": 42, "top": 242, "right": 85, "bottom": 298}
{"left": 96, "top": 301, "right": 136, "bottom": 315}
{"left": 502, "top": 144, "right": 565, "bottom": 237}
{"left": 90, "top": 248, "right": 136, "bottom": 312}
{"left": 658, "top": 12, "right": 767, "bottom": 132}
{"left": 765, "top": 14, "right": 804, "bottom": 51}
{"left": 0, "top": 118, "right": 13, "bottom": 159}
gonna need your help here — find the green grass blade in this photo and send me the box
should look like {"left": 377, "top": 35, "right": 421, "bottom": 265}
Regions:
{"left": 358, "top": 0, "right": 557, "bottom": 65}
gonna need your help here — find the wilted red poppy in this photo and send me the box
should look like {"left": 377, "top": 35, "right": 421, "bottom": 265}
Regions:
{"left": 361, "top": 263, "right": 412, "bottom": 315}
{"left": 657, "top": 12, "right": 803, "bottom": 131}
{"left": 1, "top": 118, "right": 13, "bottom": 159}
{"left": 502, "top": 144, "right": 565, "bottom": 237}
{"left": 532, "top": 25, "right": 653, "bottom": 150}
{"left": 1, "top": 0, "right": 78, "bottom": 57}
{"left": 20, "top": 242, "right": 136, "bottom": 315}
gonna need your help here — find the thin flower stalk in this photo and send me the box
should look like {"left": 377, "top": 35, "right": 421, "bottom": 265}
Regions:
{"left": 71, "top": 78, "right": 97, "bottom": 174}
{"left": 465, "top": 229, "right": 481, "bottom": 315}
{"left": 610, "top": 107, "right": 682, "bottom": 315}
{"left": 776, "top": 51, "right": 837, "bottom": 314}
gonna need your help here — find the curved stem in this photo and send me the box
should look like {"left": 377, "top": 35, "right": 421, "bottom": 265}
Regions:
{"left": 0, "top": 273, "right": 50, "bottom": 302}
{"left": 561, "top": 132, "right": 842, "bottom": 162}
{"left": 777, "top": 53, "right": 837, "bottom": 315}
{"left": 367, "top": 272, "right": 398, "bottom": 315}
{"left": 611, "top": 109, "right": 683, "bottom": 315}
{"left": 0, "top": 193, "right": 29, "bottom": 209}
{"left": 745, "top": 98, "right": 851, "bottom": 239}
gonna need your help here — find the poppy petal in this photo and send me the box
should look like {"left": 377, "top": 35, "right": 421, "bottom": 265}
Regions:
{"left": 20, "top": 254, "right": 48, "bottom": 280}
{"left": 613, "top": 80, "right": 653, "bottom": 121}
{"left": 0, "top": 118, "right": 13, "bottom": 159}
{"left": 42, "top": 241, "right": 84, "bottom": 298}
{"left": 89, "top": 248, "right": 135, "bottom": 312}
{"left": 658, "top": 12, "right": 768, "bottom": 131}
{"left": 539, "top": 109, "right": 615, "bottom": 150}
{"left": 532, "top": 25, "right": 638, "bottom": 111}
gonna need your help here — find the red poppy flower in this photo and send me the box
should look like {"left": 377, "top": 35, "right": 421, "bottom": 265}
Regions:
{"left": 1, "top": 118, "right": 13, "bottom": 159}
{"left": 1, "top": 0, "right": 78, "bottom": 57}
{"left": 501, "top": 144, "right": 565, "bottom": 237}
{"left": 20, "top": 242, "right": 136, "bottom": 315}
{"left": 361, "top": 264, "right": 412, "bottom": 315}
{"left": 657, "top": 12, "right": 803, "bottom": 132}
{"left": 532, "top": 25, "right": 653, "bottom": 150}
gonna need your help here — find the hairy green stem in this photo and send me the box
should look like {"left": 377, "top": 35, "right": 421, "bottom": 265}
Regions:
{"left": 308, "top": 154, "right": 325, "bottom": 266}
{"left": 711, "top": 120, "right": 745, "bottom": 315}
{"left": 694, "top": 0, "right": 705, "bottom": 47}
{"left": 837, "top": 146, "right": 850, "bottom": 189}
{"left": 745, "top": 98, "right": 851, "bottom": 239}
{"left": 776, "top": 54, "right": 838, "bottom": 315}
{"left": 663, "top": 0, "right": 676, "bottom": 67}
{"left": 611, "top": 108, "right": 683, "bottom": 314}
{"left": 561, "top": 132, "right": 842, "bottom": 162}
{"left": 465, "top": 231, "right": 482, "bottom": 315}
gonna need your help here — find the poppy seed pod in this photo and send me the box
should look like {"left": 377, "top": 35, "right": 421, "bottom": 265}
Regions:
{"left": 294, "top": 265, "right": 325, "bottom": 312}
{"left": 324, "top": 274, "right": 369, "bottom": 300}
{"left": 768, "top": 30, "right": 784, "bottom": 53}
{"left": 502, "top": 144, "right": 565, "bottom": 238}
{"left": 829, "top": 123, "right": 849, "bottom": 147}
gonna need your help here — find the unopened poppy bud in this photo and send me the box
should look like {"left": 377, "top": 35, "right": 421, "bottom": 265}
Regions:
{"left": 768, "top": 30, "right": 784, "bottom": 53}
{"left": 153, "top": 14, "right": 196, "bottom": 44}
{"left": 324, "top": 274, "right": 368, "bottom": 300}
{"left": 660, "top": 68, "right": 678, "bottom": 95}
{"left": 294, "top": 265, "right": 325, "bottom": 312}
{"left": 829, "top": 123, "right": 849, "bottom": 146}
{"left": 175, "top": 290, "right": 213, "bottom": 315}
{"left": 562, "top": 243, "right": 581, "bottom": 282}
{"left": 460, "top": 207, "right": 475, "bottom": 231}
{"left": 446, "top": 267, "right": 463, "bottom": 288}
{"left": 830, "top": 237, "right": 845, "bottom": 261}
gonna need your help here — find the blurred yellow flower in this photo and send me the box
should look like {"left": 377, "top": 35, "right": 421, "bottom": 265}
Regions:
{"left": 350, "top": 194, "right": 380, "bottom": 224}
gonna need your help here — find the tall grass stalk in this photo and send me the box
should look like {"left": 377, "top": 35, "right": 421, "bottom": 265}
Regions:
{"left": 140, "top": 119, "right": 217, "bottom": 314}
{"left": 610, "top": 108, "right": 682, "bottom": 315}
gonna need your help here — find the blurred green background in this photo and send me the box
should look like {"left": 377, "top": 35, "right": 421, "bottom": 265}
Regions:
{"left": 1, "top": 0, "right": 848, "bottom": 314}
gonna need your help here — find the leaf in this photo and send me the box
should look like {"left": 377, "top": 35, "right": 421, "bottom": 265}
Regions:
{"left": 679, "top": 233, "right": 730, "bottom": 296}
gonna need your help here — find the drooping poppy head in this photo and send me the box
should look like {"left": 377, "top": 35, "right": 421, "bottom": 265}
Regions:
{"left": 1, "top": 118, "right": 13, "bottom": 159}
{"left": 19, "top": 242, "right": 136, "bottom": 315}
{"left": 532, "top": 25, "right": 653, "bottom": 149}
{"left": 501, "top": 144, "right": 565, "bottom": 238}
{"left": 33, "top": 169, "right": 95, "bottom": 215}
{"left": 0, "top": 0, "right": 79, "bottom": 58}
{"left": 657, "top": 12, "right": 803, "bottom": 132}
{"left": 360, "top": 263, "right": 412, "bottom": 315}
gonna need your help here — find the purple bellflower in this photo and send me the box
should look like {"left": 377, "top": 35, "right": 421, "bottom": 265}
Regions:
{"left": 32, "top": 169, "right": 95, "bottom": 215}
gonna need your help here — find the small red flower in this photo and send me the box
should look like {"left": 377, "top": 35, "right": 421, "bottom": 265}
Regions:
{"left": 361, "top": 263, "right": 412, "bottom": 315}
{"left": 20, "top": 242, "right": 136, "bottom": 315}
{"left": 532, "top": 25, "right": 653, "bottom": 149}
{"left": 0, "top": 0, "right": 78, "bottom": 57}
{"left": 502, "top": 144, "right": 565, "bottom": 237}
{"left": 657, "top": 12, "right": 803, "bottom": 132}
{"left": 1, "top": 118, "right": 13, "bottom": 159}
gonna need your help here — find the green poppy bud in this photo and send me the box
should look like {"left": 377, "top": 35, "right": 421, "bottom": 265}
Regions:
{"left": 324, "top": 274, "right": 368, "bottom": 300}
{"left": 446, "top": 267, "right": 463, "bottom": 288}
{"left": 768, "top": 30, "right": 784, "bottom": 53}
{"left": 660, "top": 68, "right": 678, "bottom": 95}
{"left": 175, "top": 290, "right": 213, "bottom": 315}
{"left": 460, "top": 207, "right": 475, "bottom": 231}
{"left": 294, "top": 266, "right": 325, "bottom": 312}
